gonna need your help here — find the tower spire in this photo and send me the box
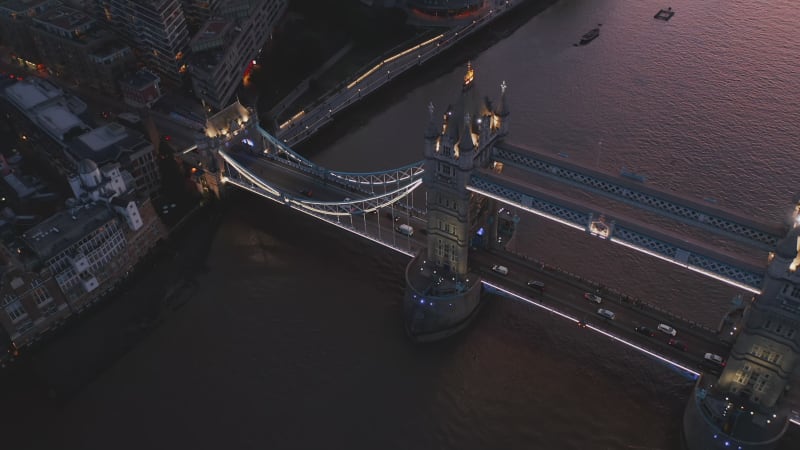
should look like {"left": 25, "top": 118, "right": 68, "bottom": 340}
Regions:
{"left": 462, "top": 61, "right": 474, "bottom": 91}
{"left": 459, "top": 112, "right": 474, "bottom": 152}
{"left": 425, "top": 101, "right": 439, "bottom": 139}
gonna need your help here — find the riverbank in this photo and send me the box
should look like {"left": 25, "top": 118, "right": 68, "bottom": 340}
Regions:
{"left": 0, "top": 198, "right": 226, "bottom": 401}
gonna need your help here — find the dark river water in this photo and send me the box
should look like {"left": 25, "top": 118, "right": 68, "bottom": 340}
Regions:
{"left": 2, "top": 0, "right": 799, "bottom": 449}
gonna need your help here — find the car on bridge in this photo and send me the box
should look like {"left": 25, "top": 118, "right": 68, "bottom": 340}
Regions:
{"left": 527, "top": 280, "right": 545, "bottom": 291}
{"left": 491, "top": 265, "right": 509, "bottom": 275}
{"left": 597, "top": 308, "right": 616, "bottom": 320}
{"left": 635, "top": 326, "right": 655, "bottom": 337}
{"left": 668, "top": 339, "right": 688, "bottom": 351}
{"left": 657, "top": 323, "right": 677, "bottom": 336}
{"left": 584, "top": 292, "right": 602, "bottom": 304}
{"left": 299, "top": 189, "right": 313, "bottom": 197}
{"left": 703, "top": 353, "right": 725, "bottom": 367}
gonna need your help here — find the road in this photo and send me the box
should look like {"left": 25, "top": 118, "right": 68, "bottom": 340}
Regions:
{"left": 473, "top": 249, "right": 732, "bottom": 374}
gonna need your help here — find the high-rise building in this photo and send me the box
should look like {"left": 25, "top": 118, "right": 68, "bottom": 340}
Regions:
{"left": 187, "top": 0, "right": 286, "bottom": 110}
{"left": 98, "top": 0, "right": 190, "bottom": 83}
{"left": 180, "top": 0, "right": 223, "bottom": 31}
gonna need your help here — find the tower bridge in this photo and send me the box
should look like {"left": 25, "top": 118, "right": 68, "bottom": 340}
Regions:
{"left": 190, "top": 64, "right": 800, "bottom": 448}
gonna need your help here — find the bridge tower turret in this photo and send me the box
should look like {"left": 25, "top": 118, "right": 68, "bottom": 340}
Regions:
{"left": 194, "top": 100, "right": 264, "bottom": 198}
{"left": 403, "top": 63, "right": 507, "bottom": 342}
{"left": 683, "top": 222, "right": 800, "bottom": 449}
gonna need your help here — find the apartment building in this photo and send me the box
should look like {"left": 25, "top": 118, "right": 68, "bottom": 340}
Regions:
{"left": 187, "top": 0, "right": 286, "bottom": 110}
{"left": 98, "top": 0, "right": 190, "bottom": 83}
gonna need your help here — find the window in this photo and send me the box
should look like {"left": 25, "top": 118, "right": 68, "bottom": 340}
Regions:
{"left": 33, "top": 287, "right": 52, "bottom": 306}
{"left": 734, "top": 364, "right": 752, "bottom": 385}
{"left": 755, "top": 373, "right": 771, "bottom": 393}
{"left": 5, "top": 301, "right": 27, "bottom": 323}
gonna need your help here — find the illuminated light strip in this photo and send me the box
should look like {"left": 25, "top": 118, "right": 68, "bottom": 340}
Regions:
{"left": 347, "top": 63, "right": 383, "bottom": 89}
{"left": 182, "top": 144, "right": 198, "bottom": 154}
{"left": 278, "top": 110, "right": 306, "bottom": 130}
{"left": 229, "top": 176, "right": 416, "bottom": 257}
{"left": 228, "top": 150, "right": 424, "bottom": 214}
{"left": 291, "top": 180, "right": 424, "bottom": 216}
{"left": 382, "top": 33, "right": 444, "bottom": 64}
{"left": 294, "top": 179, "right": 423, "bottom": 208}
{"left": 687, "top": 265, "right": 761, "bottom": 294}
{"left": 220, "top": 152, "right": 282, "bottom": 196}
{"left": 466, "top": 186, "right": 586, "bottom": 232}
{"left": 610, "top": 238, "right": 762, "bottom": 294}
{"left": 483, "top": 281, "right": 701, "bottom": 379}
{"left": 347, "top": 34, "right": 445, "bottom": 89}
{"left": 791, "top": 417, "right": 800, "bottom": 427}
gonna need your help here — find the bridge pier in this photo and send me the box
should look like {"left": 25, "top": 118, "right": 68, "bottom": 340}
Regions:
{"left": 403, "top": 254, "right": 484, "bottom": 342}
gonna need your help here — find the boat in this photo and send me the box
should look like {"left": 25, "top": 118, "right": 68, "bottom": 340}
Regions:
{"left": 579, "top": 28, "right": 600, "bottom": 45}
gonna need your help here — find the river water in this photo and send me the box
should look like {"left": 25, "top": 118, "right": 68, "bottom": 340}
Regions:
{"left": 3, "top": 0, "right": 800, "bottom": 449}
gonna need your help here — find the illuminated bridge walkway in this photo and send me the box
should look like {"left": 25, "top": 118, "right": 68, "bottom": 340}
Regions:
{"left": 221, "top": 126, "right": 775, "bottom": 294}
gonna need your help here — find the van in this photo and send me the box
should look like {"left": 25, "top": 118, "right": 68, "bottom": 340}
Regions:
{"left": 597, "top": 308, "right": 616, "bottom": 320}
{"left": 491, "top": 265, "right": 509, "bottom": 276}
{"left": 657, "top": 324, "right": 677, "bottom": 336}
{"left": 396, "top": 224, "right": 414, "bottom": 236}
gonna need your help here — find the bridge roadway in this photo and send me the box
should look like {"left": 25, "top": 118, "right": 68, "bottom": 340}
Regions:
{"left": 473, "top": 250, "right": 731, "bottom": 376}
{"left": 228, "top": 151, "right": 733, "bottom": 377}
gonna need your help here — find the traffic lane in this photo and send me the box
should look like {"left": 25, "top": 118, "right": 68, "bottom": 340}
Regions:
{"left": 479, "top": 266, "right": 717, "bottom": 372}
{"left": 478, "top": 249, "right": 728, "bottom": 347}
{"left": 471, "top": 251, "right": 728, "bottom": 369}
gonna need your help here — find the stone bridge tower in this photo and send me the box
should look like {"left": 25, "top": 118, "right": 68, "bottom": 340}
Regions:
{"left": 191, "top": 100, "right": 263, "bottom": 198}
{"left": 683, "top": 216, "right": 800, "bottom": 449}
{"left": 403, "top": 63, "right": 509, "bottom": 342}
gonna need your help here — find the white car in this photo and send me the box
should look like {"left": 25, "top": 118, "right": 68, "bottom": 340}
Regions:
{"left": 704, "top": 353, "right": 725, "bottom": 367}
{"left": 491, "top": 265, "right": 509, "bottom": 275}
{"left": 657, "top": 323, "right": 677, "bottom": 336}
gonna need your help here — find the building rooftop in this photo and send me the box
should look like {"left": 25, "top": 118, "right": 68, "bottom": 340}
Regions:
{"left": 21, "top": 202, "right": 114, "bottom": 259}
{"left": 121, "top": 69, "right": 160, "bottom": 90}
{"left": 35, "top": 103, "right": 86, "bottom": 139}
{"left": 33, "top": 4, "right": 93, "bottom": 32}
{"left": 3, "top": 79, "right": 63, "bottom": 111}
{"left": 67, "top": 124, "right": 149, "bottom": 165}
{"left": 0, "top": 0, "right": 54, "bottom": 14}
{"left": 2, "top": 173, "right": 41, "bottom": 198}
{"left": 77, "top": 123, "right": 128, "bottom": 151}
